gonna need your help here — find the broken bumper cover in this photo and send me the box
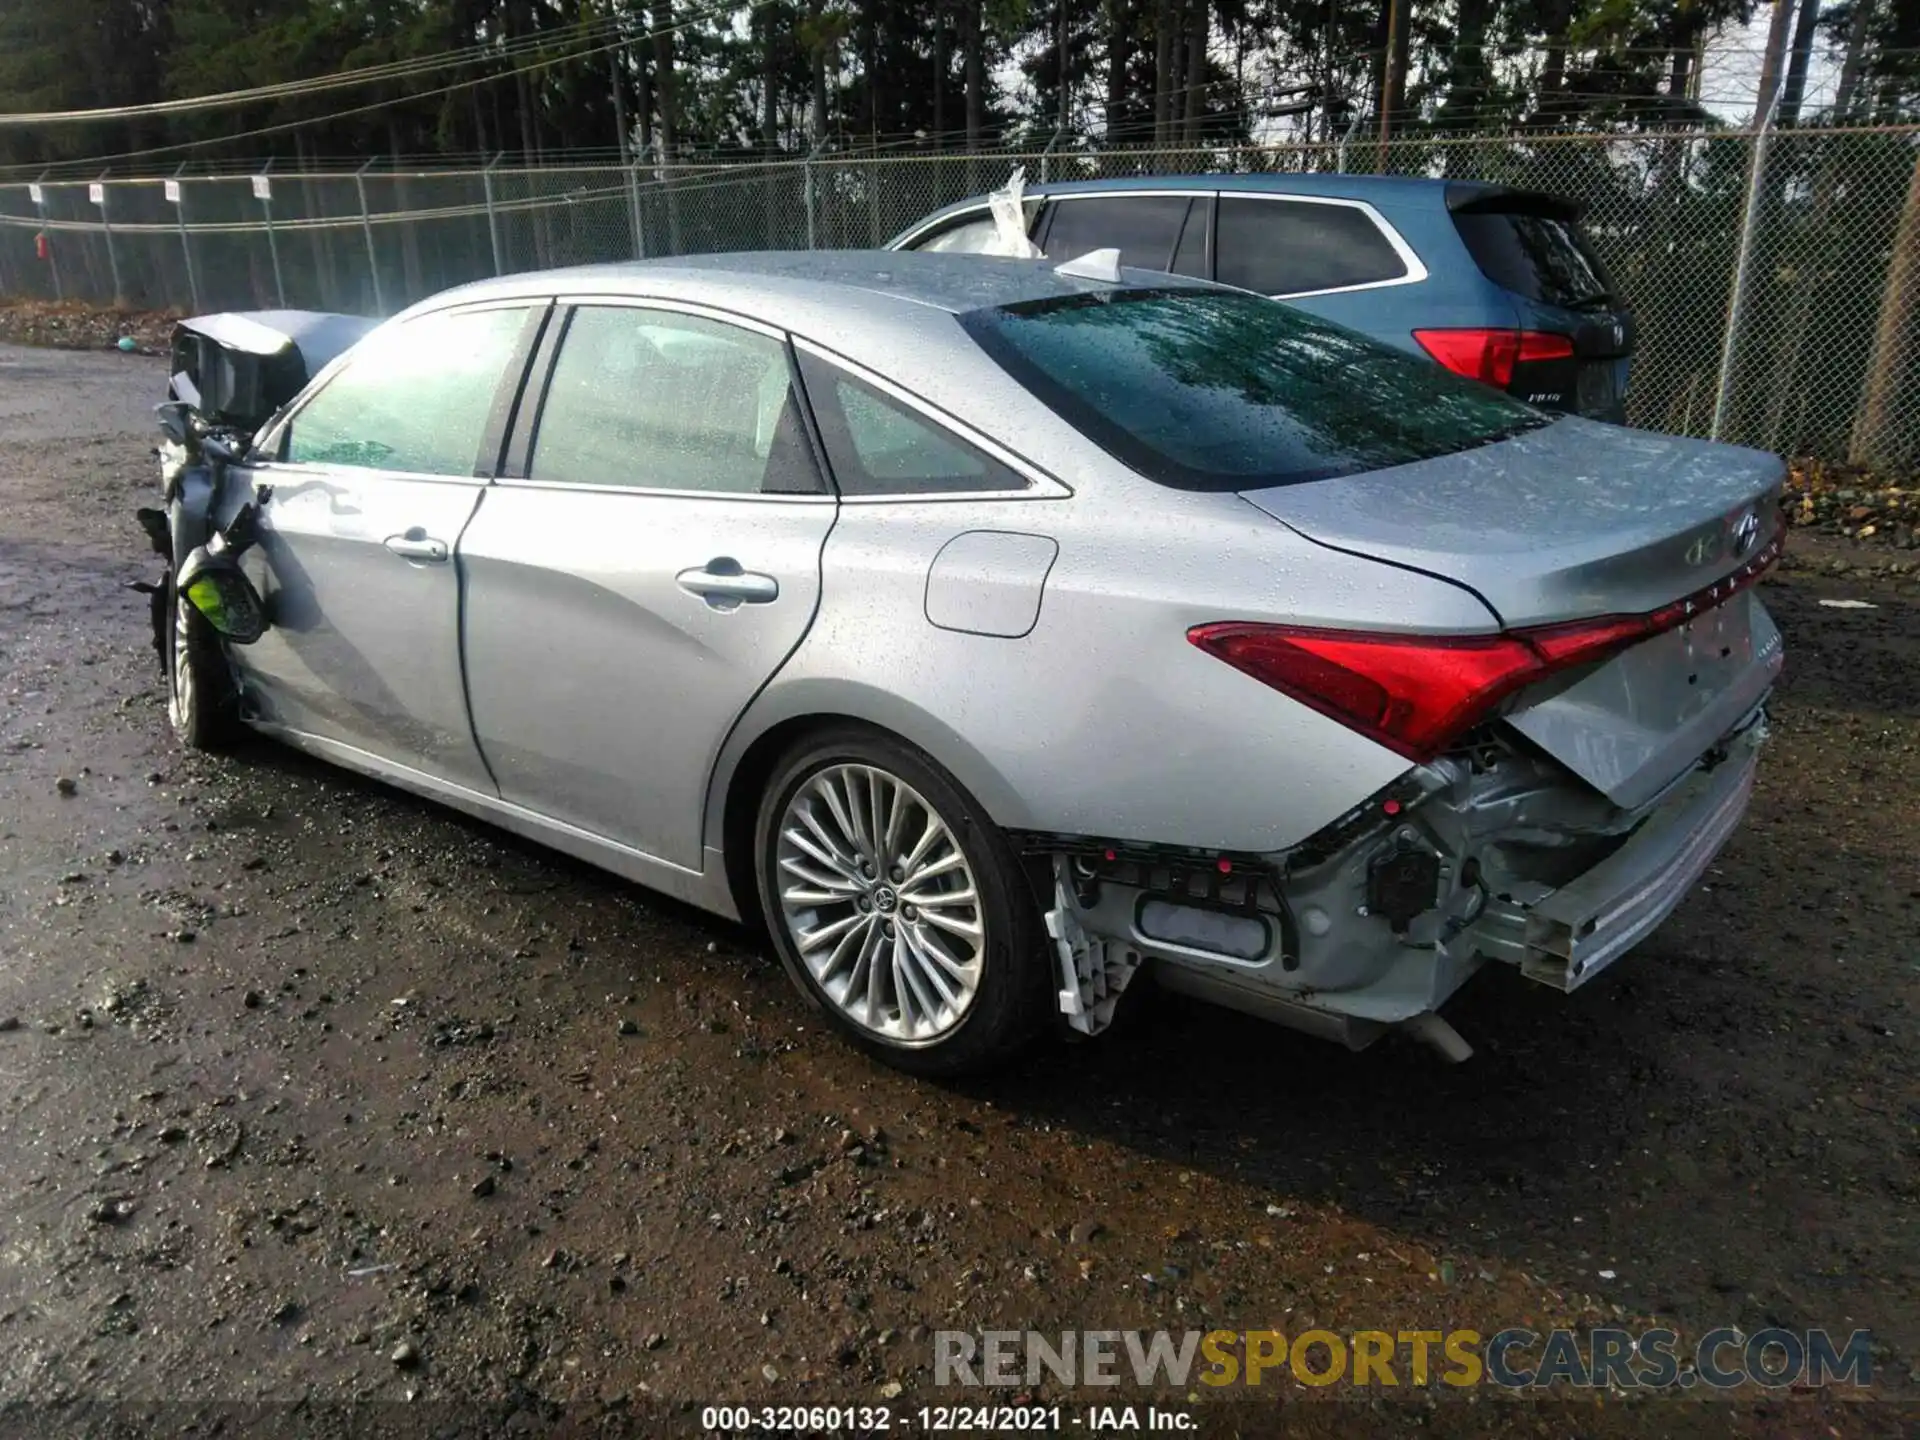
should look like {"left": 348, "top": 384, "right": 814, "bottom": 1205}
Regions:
{"left": 1040, "top": 712, "right": 1768, "bottom": 1048}
{"left": 1470, "top": 719, "right": 1764, "bottom": 991}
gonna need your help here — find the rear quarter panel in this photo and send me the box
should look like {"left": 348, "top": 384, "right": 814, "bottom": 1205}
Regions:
{"left": 1285, "top": 192, "right": 1520, "bottom": 354}
{"left": 706, "top": 487, "right": 1503, "bottom": 858}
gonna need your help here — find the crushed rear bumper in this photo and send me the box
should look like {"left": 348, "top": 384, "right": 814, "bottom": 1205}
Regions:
{"left": 1467, "top": 716, "right": 1764, "bottom": 991}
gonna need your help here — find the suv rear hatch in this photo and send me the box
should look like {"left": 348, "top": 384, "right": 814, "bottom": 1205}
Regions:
{"left": 1240, "top": 416, "right": 1785, "bottom": 805}
{"left": 1444, "top": 184, "right": 1633, "bottom": 422}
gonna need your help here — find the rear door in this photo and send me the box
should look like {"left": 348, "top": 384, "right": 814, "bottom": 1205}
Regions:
{"left": 234, "top": 302, "right": 542, "bottom": 792}
{"left": 456, "top": 300, "right": 834, "bottom": 871}
{"left": 1448, "top": 192, "right": 1634, "bottom": 421}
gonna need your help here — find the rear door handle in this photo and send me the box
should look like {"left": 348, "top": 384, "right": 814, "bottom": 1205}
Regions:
{"left": 384, "top": 531, "right": 449, "bottom": 563}
{"left": 676, "top": 558, "right": 779, "bottom": 608}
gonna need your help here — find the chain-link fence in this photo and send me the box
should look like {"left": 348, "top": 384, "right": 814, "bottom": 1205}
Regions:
{"left": 2, "top": 127, "right": 1917, "bottom": 469}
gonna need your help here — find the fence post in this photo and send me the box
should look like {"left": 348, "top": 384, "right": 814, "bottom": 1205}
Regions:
{"left": 1040, "top": 126, "right": 1065, "bottom": 185}
{"left": 482, "top": 153, "right": 505, "bottom": 276}
{"left": 355, "top": 159, "right": 385, "bottom": 315}
{"left": 625, "top": 156, "right": 646, "bottom": 261}
{"left": 94, "top": 174, "right": 125, "bottom": 307}
{"left": 254, "top": 166, "right": 287, "bottom": 308}
{"left": 804, "top": 139, "right": 823, "bottom": 250}
{"left": 1336, "top": 110, "right": 1366, "bottom": 174}
{"left": 1711, "top": 116, "right": 1777, "bottom": 441}
{"left": 31, "top": 174, "right": 61, "bottom": 301}
{"left": 169, "top": 166, "right": 201, "bottom": 313}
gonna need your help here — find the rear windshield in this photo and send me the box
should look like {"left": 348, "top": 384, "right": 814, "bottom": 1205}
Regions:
{"left": 1453, "top": 208, "right": 1615, "bottom": 311}
{"left": 958, "top": 289, "right": 1548, "bottom": 491}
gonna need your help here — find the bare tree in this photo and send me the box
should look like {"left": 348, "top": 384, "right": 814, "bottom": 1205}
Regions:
{"left": 651, "top": 0, "right": 675, "bottom": 161}
{"left": 1850, "top": 143, "right": 1920, "bottom": 468}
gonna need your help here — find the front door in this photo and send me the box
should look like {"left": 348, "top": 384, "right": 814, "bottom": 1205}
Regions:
{"left": 233, "top": 303, "right": 541, "bottom": 792}
{"left": 457, "top": 302, "right": 836, "bottom": 871}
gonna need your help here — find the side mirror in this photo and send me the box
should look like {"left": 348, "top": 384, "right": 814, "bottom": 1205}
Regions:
{"left": 155, "top": 400, "right": 191, "bottom": 446}
{"left": 176, "top": 545, "right": 267, "bottom": 644}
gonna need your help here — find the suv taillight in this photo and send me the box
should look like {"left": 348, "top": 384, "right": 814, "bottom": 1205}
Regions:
{"left": 1413, "top": 328, "right": 1574, "bottom": 389}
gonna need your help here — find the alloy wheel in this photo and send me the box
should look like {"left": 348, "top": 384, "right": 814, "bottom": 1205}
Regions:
{"left": 774, "top": 763, "right": 986, "bottom": 1045}
{"left": 167, "top": 583, "right": 195, "bottom": 731}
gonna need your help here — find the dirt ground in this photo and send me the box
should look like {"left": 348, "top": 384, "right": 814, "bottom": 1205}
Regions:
{"left": 0, "top": 342, "right": 1915, "bottom": 1439}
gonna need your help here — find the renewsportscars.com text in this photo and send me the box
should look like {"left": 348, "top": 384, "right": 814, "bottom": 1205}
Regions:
{"left": 934, "top": 1327, "right": 1874, "bottom": 1390}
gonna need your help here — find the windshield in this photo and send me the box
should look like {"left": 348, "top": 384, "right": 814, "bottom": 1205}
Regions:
{"left": 959, "top": 290, "right": 1550, "bottom": 491}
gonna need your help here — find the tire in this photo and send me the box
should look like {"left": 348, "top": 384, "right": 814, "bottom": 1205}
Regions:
{"left": 753, "top": 726, "right": 1053, "bottom": 1077}
{"left": 165, "top": 571, "right": 243, "bottom": 751}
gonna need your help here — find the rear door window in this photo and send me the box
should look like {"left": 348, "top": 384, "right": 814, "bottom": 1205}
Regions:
{"left": 1214, "top": 196, "right": 1410, "bottom": 297}
{"left": 1453, "top": 208, "right": 1614, "bottom": 310}
{"left": 1039, "top": 195, "right": 1192, "bottom": 271}
{"left": 528, "top": 306, "right": 820, "bottom": 495}
{"left": 1169, "top": 196, "right": 1211, "bottom": 278}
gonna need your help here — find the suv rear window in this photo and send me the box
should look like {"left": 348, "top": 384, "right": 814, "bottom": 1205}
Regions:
{"left": 960, "top": 290, "right": 1547, "bottom": 491}
{"left": 1452, "top": 206, "right": 1614, "bottom": 311}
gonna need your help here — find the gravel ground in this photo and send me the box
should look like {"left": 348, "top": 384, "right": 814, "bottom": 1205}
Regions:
{"left": 0, "top": 343, "right": 1914, "bottom": 1438}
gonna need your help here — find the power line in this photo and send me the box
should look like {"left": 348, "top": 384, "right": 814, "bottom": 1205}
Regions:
{"left": 0, "top": 0, "right": 781, "bottom": 175}
{"left": 0, "top": 10, "right": 644, "bottom": 126}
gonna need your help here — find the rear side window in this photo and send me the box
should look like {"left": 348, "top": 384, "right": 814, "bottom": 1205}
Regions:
{"left": 798, "top": 351, "right": 1027, "bottom": 498}
{"left": 1453, "top": 208, "right": 1614, "bottom": 310}
{"left": 529, "top": 307, "right": 819, "bottom": 495}
{"left": 959, "top": 289, "right": 1547, "bottom": 491}
{"left": 288, "top": 307, "right": 530, "bottom": 475}
{"left": 1040, "top": 195, "right": 1191, "bottom": 270}
{"left": 1214, "top": 197, "right": 1409, "bottom": 296}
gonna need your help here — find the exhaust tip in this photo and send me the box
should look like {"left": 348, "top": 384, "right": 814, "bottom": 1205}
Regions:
{"left": 1401, "top": 1012, "right": 1474, "bottom": 1064}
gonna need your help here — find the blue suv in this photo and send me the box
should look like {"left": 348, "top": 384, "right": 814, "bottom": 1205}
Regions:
{"left": 889, "top": 174, "right": 1634, "bottom": 422}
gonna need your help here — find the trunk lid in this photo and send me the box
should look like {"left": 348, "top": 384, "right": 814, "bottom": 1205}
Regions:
{"left": 1240, "top": 417, "right": 1786, "bottom": 805}
{"left": 1501, "top": 591, "right": 1781, "bottom": 809}
{"left": 1237, "top": 416, "right": 1784, "bottom": 629}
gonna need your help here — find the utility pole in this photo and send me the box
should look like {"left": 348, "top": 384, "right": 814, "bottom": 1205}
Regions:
{"left": 1321, "top": 0, "right": 1340, "bottom": 144}
{"left": 1057, "top": 0, "right": 1070, "bottom": 138}
{"left": 1778, "top": 0, "right": 1823, "bottom": 127}
{"left": 1376, "top": 0, "right": 1406, "bottom": 163}
{"left": 1712, "top": 0, "right": 1797, "bottom": 439}
{"left": 1752, "top": 0, "right": 1797, "bottom": 126}
{"left": 608, "top": 5, "right": 644, "bottom": 258}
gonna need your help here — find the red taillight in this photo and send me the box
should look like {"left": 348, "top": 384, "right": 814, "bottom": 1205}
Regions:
{"left": 1187, "top": 624, "right": 1544, "bottom": 761}
{"left": 1413, "top": 328, "right": 1575, "bottom": 388}
{"left": 1190, "top": 533, "right": 1784, "bottom": 762}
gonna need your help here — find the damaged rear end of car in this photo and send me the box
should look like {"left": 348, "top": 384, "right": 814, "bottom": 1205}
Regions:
{"left": 966, "top": 283, "right": 1785, "bottom": 1059}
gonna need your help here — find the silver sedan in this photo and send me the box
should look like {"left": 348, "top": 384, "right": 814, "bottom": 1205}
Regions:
{"left": 158, "top": 251, "right": 1784, "bottom": 1074}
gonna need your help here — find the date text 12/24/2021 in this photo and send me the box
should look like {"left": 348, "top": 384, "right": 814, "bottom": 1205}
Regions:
{"left": 700, "top": 1405, "right": 1194, "bottom": 1432}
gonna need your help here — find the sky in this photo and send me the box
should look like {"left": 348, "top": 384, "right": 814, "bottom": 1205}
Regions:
{"left": 1696, "top": 5, "right": 1842, "bottom": 124}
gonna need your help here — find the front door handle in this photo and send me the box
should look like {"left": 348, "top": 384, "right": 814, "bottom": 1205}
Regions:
{"left": 676, "top": 558, "right": 779, "bottom": 609}
{"left": 384, "top": 531, "right": 449, "bottom": 563}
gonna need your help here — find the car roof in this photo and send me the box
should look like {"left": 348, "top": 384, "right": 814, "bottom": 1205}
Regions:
{"left": 886, "top": 172, "right": 1551, "bottom": 248}
{"left": 1016, "top": 172, "right": 1452, "bottom": 200}
{"left": 413, "top": 249, "right": 1218, "bottom": 332}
